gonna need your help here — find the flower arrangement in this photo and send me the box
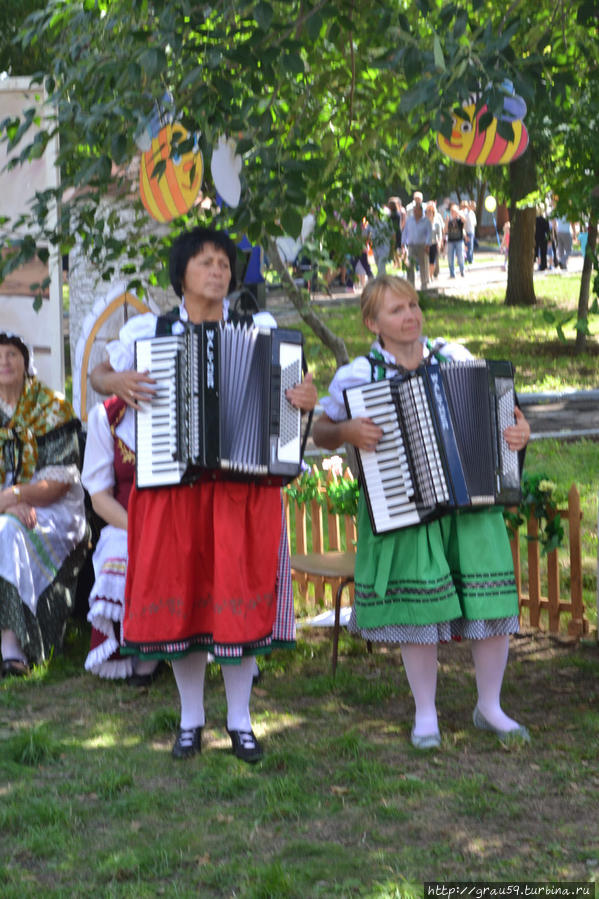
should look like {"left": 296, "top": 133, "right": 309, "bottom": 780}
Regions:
{"left": 503, "top": 472, "right": 564, "bottom": 554}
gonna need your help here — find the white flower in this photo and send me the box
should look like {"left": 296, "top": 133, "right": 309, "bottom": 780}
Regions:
{"left": 322, "top": 455, "right": 344, "bottom": 478}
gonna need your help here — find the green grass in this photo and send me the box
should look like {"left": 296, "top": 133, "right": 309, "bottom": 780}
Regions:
{"left": 1, "top": 629, "right": 598, "bottom": 896}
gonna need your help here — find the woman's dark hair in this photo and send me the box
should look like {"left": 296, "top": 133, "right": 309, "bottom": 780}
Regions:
{"left": 168, "top": 227, "right": 237, "bottom": 298}
{"left": 0, "top": 333, "right": 30, "bottom": 374}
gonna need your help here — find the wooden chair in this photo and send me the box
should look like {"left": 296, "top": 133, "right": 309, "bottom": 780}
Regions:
{"left": 286, "top": 466, "right": 370, "bottom": 674}
{"left": 288, "top": 550, "right": 356, "bottom": 675}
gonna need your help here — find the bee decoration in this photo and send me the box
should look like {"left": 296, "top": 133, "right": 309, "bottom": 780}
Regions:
{"left": 437, "top": 83, "right": 529, "bottom": 166}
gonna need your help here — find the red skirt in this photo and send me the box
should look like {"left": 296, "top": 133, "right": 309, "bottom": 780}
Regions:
{"left": 123, "top": 477, "right": 282, "bottom": 660}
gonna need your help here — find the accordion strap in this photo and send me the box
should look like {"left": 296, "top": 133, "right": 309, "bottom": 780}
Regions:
{"left": 367, "top": 338, "right": 452, "bottom": 382}
{"left": 155, "top": 308, "right": 181, "bottom": 336}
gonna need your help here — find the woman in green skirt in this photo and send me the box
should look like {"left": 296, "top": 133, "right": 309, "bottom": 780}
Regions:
{"left": 313, "top": 275, "right": 531, "bottom": 749}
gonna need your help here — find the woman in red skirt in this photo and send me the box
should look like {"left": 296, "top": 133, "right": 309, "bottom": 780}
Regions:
{"left": 91, "top": 227, "right": 316, "bottom": 762}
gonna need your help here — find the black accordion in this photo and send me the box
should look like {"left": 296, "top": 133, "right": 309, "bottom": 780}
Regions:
{"left": 343, "top": 359, "right": 521, "bottom": 535}
{"left": 134, "top": 322, "right": 304, "bottom": 488}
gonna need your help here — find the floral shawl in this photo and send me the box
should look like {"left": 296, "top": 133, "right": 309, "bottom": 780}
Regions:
{"left": 0, "top": 376, "right": 77, "bottom": 485}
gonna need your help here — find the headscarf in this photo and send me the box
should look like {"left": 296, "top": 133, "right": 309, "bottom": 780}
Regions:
{"left": 0, "top": 376, "right": 76, "bottom": 485}
{"left": 0, "top": 330, "right": 37, "bottom": 376}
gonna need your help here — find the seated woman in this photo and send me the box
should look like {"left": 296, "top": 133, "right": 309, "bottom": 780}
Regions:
{"left": 0, "top": 332, "right": 87, "bottom": 677}
{"left": 81, "top": 395, "right": 161, "bottom": 684}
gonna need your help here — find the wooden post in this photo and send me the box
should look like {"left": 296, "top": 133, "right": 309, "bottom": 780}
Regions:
{"left": 527, "top": 515, "right": 542, "bottom": 628}
{"left": 546, "top": 543, "right": 560, "bottom": 633}
{"left": 509, "top": 528, "right": 523, "bottom": 622}
{"left": 310, "top": 466, "right": 325, "bottom": 601}
{"left": 566, "top": 485, "right": 587, "bottom": 637}
{"left": 294, "top": 501, "right": 308, "bottom": 600}
{"left": 325, "top": 470, "right": 341, "bottom": 551}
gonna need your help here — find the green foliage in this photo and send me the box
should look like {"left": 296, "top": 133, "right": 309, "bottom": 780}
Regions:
{"left": 326, "top": 474, "right": 360, "bottom": 518}
{"left": 7, "top": 723, "right": 61, "bottom": 766}
{"left": 542, "top": 293, "right": 599, "bottom": 343}
{"left": 504, "top": 471, "right": 565, "bottom": 555}
{"left": 284, "top": 460, "right": 359, "bottom": 518}
{"left": 2, "top": 0, "right": 574, "bottom": 295}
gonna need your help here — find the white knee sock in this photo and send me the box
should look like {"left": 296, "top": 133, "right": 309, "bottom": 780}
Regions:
{"left": 471, "top": 635, "right": 521, "bottom": 731}
{"left": 1, "top": 629, "right": 27, "bottom": 664}
{"left": 222, "top": 656, "right": 255, "bottom": 732}
{"left": 171, "top": 652, "right": 208, "bottom": 730}
{"left": 400, "top": 643, "right": 439, "bottom": 737}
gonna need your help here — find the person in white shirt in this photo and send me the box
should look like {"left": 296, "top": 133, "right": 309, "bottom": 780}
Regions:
{"left": 401, "top": 200, "right": 432, "bottom": 289}
{"left": 553, "top": 215, "right": 574, "bottom": 270}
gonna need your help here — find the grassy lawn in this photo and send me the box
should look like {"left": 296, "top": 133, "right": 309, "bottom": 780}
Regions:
{"left": 1, "top": 624, "right": 598, "bottom": 896}
{"left": 0, "top": 629, "right": 599, "bottom": 899}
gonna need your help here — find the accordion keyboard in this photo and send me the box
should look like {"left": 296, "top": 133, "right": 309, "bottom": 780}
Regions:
{"left": 135, "top": 336, "right": 186, "bottom": 487}
{"left": 344, "top": 380, "right": 422, "bottom": 534}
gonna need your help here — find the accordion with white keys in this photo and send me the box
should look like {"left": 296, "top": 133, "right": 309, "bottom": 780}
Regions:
{"left": 134, "top": 322, "right": 304, "bottom": 488}
{"left": 343, "top": 359, "right": 521, "bottom": 535}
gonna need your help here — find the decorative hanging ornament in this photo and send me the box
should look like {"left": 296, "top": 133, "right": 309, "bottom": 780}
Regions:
{"left": 437, "top": 87, "right": 528, "bottom": 166}
{"left": 211, "top": 135, "right": 242, "bottom": 208}
{"left": 139, "top": 122, "right": 203, "bottom": 222}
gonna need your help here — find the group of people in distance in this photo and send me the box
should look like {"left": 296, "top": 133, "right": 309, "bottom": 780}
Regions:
{"left": 0, "top": 225, "right": 531, "bottom": 763}
{"left": 372, "top": 193, "right": 478, "bottom": 290}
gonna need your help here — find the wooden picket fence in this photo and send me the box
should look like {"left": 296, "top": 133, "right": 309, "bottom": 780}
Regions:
{"left": 509, "top": 484, "right": 589, "bottom": 638}
{"left": 285, "top": 467, "right": 357, "bottom": 606}
{"left": 286, "top": 470, "right": 590, "bottom": 639}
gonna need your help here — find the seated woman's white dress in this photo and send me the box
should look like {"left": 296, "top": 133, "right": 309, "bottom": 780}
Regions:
{"left": 0, "top": 395, "right": 87, "bottom": 663}
{"left": 81, "top": 400, "right": 135, "bottom": 678}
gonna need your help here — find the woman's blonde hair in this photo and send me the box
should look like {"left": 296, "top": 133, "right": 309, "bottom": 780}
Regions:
{"left": 360, "top": 276, "right": 419, "bottom": 327}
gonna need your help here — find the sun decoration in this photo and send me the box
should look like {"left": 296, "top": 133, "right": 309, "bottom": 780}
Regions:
{"left": 139, "top": 122, "right": 203, "bottom": 222}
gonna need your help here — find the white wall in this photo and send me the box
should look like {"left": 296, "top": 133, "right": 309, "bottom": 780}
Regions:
{"left": 0, "top": 77, "right": 63, "bottom": 392}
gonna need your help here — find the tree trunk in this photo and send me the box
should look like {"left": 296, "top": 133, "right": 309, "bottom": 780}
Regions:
{"left": 265, "top": 236, "right": 350, "bottom": 367}
{"left": 505, "top": 204, "right": 536, "bottom": 306}
{"left": 574, "top": 217, "right": 597, "bottom": 353}
{"left": 505, "top": 148, "right": 538, "bottom": 306}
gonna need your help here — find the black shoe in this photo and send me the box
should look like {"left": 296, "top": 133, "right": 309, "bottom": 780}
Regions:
{"left": 227, "top": 728, "right": 264, "bottom": 763}
{"left": 172, "top": 725, "right": 202, "bottom": 760}
{"left": 1, "top": 658, "right": 30, "bottom": 678}
{"left": 127, "top": 660, "right": 166, "bottom": 688}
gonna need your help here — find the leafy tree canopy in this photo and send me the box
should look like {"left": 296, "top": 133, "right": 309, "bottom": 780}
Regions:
{"left": 1, "top": 0, "right": 546, "bottom": 296}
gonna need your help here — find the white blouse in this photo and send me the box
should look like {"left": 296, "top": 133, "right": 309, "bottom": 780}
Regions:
{"left": 82, "top": 402, "right": 135, "bottom": 497}
{"left": 320, "top": 337, "right": 473, "bottom": 422}
{"left": 106, "top": 299, "right": 277, "bottom": 373}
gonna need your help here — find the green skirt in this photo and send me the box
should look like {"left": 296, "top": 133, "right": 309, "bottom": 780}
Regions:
{"left": 354, "top": 492, "right": 518, "bottom": 630}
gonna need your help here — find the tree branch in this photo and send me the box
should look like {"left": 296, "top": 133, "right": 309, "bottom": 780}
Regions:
{"left": 265, "top": 236, "right": 350, "bottom": 368}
